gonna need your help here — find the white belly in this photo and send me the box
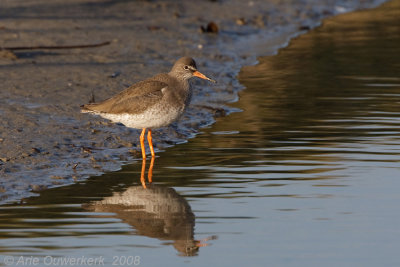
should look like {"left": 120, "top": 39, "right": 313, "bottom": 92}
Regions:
{"left": 94, "top": 104, "right": 184, "bottom": 129}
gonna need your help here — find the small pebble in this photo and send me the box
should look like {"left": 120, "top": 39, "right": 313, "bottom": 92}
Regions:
{"left": 299, "top": 25, "right": 311, "bottom": 31}
{"left": 30, "top": 184, "right": 48, "bottom": 192}
{"left": 173, "top": 12, "right": 181, "bottom": 18}
{"left": 31, "top": 147, "right": 41, "bottom": 153}
{"left": 201, "top": 22, "right": 219, "bottom": 33}
{"left": 109, "top": 71, "right": 121, "bottom": 78}
{"left": 81, "top": 146, "right": 92, "bottom": 153}
{"left": 236, "top": 18, "right": 246, "bottom": 25}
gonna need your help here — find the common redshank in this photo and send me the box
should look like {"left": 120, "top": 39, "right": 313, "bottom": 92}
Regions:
{"left": 81, "top": 57, "right": 216, "bottom": 159}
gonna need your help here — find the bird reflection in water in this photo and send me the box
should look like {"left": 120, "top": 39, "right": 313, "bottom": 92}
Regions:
{"left": 84, "top": 158, "right": 216, "bottom": 256}
{"left": 140, "top": 156, "right": 155, "bottom": 188}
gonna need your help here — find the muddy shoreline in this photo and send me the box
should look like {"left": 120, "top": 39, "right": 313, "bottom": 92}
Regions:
{"left": 0, "top": 0, "right": 387, "bottom": 203}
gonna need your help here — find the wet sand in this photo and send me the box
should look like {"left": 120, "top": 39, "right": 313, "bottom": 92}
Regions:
{"left": 0, "top": 0, "right": 387, "bottom": 202}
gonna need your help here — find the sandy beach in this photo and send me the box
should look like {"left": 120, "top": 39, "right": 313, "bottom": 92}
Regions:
{"left": 0, "top": 0, "right": 387, "bottom": 202}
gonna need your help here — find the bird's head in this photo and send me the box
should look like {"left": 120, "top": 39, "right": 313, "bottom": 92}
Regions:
{"left": 170, "top": 57, "right": 216, "bottom": 83}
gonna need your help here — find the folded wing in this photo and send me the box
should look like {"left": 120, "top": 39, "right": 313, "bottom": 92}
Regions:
{"left": 82, "top": 80, "right": 167, "bottom": 115}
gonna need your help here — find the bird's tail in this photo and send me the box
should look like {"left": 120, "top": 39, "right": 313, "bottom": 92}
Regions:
{"left": 81, "top": 91, "right": 97, "bottom": 113}
{"left": 80, "top": 103, "right": 98, "bottom": 113}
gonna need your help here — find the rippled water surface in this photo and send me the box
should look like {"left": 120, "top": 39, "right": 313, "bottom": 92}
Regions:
{"left": 1, "top": 1, "right": 400, "bottom": 266}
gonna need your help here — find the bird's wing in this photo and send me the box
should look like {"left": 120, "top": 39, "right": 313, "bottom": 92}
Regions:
{"left": 82, "top": 80, "right": 167, "bottom": 114}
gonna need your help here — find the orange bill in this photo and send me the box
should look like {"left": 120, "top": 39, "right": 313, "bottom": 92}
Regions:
{"left": 193, "top": 71, "right": 216, "bottom": 83}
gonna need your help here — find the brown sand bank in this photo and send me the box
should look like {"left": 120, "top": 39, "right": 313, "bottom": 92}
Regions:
{"left": 0, "top": 0, "right": 387, "bottom": 202}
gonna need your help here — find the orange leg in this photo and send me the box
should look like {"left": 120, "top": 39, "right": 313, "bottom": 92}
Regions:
{"left": 140, "top": 128, "right": 146, "bottom": 159}
{"left": 195, "top": 235, "right": 217, "bottom": 248}
{"left": 140, "top": 158, "right": 147, "bottom": 188}
{"left": 195, "top": 241, "right": 209, "bottom": 248}
{"left": 147, "top": 129, "right": 155, "bottom": 157}
{"left": 148, "top": 156, "right": 155, "bottom": 184}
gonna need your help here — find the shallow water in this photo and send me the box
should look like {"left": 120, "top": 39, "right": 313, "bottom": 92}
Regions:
{"left": 1, "top": 1, "right": 400, "bottom": 266}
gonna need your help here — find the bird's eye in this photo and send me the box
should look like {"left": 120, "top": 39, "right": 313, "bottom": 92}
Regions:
{"left": 184, "top": 65, "right": 189, "bottom": 70}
